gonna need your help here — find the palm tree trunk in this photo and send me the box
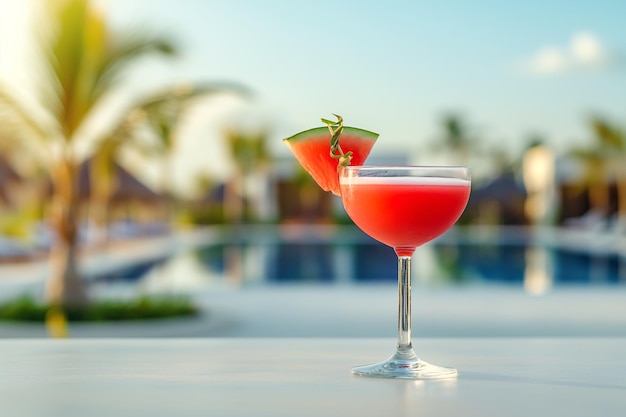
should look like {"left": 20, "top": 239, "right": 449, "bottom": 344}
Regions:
{"left": 588, "top": 183, "right": 610, "bottom": 216}
{"left": 162, "top": 154, "right": 176, "bottom": 226}
{"left": 617, "top": 181, "right": 626, "bottom": 228}
{"left": 46, "top": 237, "right": 88, "bottom": 307}
{"left": 224, "top": 172, "right": 244, "bottom": 224}
{"left": 88, "top": 158, "right": 111, "bottom": 247}
{"left": 45, "top": 160, "right": 89, "bottom": 308}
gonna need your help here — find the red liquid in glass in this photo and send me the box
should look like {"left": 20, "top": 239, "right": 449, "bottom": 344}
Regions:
{"left": 340, "top": 177, "right": 470, "bottom": 257}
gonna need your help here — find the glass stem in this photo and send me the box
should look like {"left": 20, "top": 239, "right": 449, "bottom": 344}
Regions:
{"left": 397, "top": 256, "right": 413, "bottom": 353}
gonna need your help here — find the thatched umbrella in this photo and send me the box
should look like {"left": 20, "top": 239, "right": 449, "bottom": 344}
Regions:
{"left": 44, "top": 157, "right": 164, "bottom": 204}
{"left": 467, "top": 172, "right": 528, "bottom": 225}
{"left": 77, "top": 157, "right": 164, "bottom": 204}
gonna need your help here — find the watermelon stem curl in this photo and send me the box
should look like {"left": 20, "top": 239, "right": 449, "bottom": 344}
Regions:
{"left": 322, "top": 114, "right": 353, "bottom": 168}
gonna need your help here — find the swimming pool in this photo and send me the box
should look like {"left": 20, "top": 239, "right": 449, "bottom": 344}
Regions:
{"left": 89, "top": 225, "right": 626, "bottom": 294}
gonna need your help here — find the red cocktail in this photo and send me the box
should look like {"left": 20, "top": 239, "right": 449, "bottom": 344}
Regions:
{"left": 340, "top": 166, "right": 471, "bottom": 379}
{"left": 341, "top": 176, "right": 470, "bottom": 257}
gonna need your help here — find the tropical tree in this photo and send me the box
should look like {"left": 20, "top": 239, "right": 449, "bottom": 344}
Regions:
{"left": 0, "top": 0, "right": 243, "bottom": 308}
{"left": 432, "top": 113, "right": 478, "bottom": 166}
{"left": 134, "top": 82, "right": 250, "bottom": 218}
{"left": 570, "top": 116, "right": 626, "bottom": 226}
{"left": 88, "top": 82, "right": 250, "bottom": 233}
{"left": 222, "top": 126, "right": 271, "bottom": 223}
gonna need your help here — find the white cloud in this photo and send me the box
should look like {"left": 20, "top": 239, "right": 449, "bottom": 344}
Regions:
{"left": 521, "top": 31, "right": 610, "bottom": 76}
{"left": 526, "top": 46, "right": 568, "bottom": 75}
{"left": 570, "top": 32, "right": 607, "bottom": 65}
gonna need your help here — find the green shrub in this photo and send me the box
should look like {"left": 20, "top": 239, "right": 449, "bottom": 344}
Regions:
{"left": 0, "top": 295, "right": 199, "bottom": 322}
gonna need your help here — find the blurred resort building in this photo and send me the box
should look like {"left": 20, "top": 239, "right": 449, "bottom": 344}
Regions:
{"left": 0, "top": 142, "right": 625, "bottom": 258}
{"left": 242, "top": 145, "right": 626, "bottom": 231}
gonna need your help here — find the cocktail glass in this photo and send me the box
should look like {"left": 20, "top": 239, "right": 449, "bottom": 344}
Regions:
{"left": 339, "top": 165, "right": 471, "bottom": 379}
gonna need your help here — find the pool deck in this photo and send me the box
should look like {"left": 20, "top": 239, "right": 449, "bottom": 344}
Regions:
{"left": 0, "top": 225, "right": 625, "bottom": 339}
{"left": 1, "top": 284, "right": 625, "bottom": 338}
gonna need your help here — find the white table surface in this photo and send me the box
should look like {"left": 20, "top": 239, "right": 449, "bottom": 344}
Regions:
{"left": 1, "top": 338, "right": 625, "bottom": 417}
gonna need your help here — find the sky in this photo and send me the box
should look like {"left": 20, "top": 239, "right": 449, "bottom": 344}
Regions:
{"left": 1, "top": 0, "right": 625, "bottom": 194}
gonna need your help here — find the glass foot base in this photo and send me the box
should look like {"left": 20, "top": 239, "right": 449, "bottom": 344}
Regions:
{"left": 352, "top": 350, "right": 457, "bottom": 380}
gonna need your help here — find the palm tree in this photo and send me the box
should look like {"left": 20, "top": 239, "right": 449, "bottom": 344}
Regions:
{"left": 592, "top": 118, "right": 626, "bottom": 225}
{"left": 87, "top": 82, "right": 250, "bottom": 235}
{"left": 132, "top": 82, "right": 250, "bottom": 220}
{"left": 222, "top": 126, "right": 271, "bottom": 224}
{"left": 570, "top": 116, "right": 626, "bottom": 227}
{"left": 432, "top": 113, "right": 478, "bottom": 166}
{"left": 0, "top": 0, "right": 178, "bottom": 308}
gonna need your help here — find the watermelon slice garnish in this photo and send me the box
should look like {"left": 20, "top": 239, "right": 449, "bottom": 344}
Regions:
{"left": 283, "top": 115, "right": 379, "bottom": 196}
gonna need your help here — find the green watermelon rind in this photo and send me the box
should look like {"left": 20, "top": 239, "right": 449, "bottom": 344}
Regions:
{"left": 283, "top": 125, "right": 379, "bottom": 195}
{"left": 283, "top": 126, "right": 379, "bottom": 144}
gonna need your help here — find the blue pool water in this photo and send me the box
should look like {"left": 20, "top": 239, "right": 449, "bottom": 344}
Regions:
{"left": 90, "top": 226, "right": 626, "bottom": 289}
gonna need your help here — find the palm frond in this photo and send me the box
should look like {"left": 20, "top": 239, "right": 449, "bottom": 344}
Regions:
{"left": 38, "top": 0, "right": 179, "bottom": 139}
{"left": 589, "top": 117, "right": 625, "bottom": 150}
{"left": 136, "top": 81, "right": 251, "bottom": 150}
{"left": 92, "top": 33, "right": 178, "bottom": 103}
{"left": 0, "top": 89, "right": 51, "bottom": 145}
{"left": 89, "top": 81, "right": 250, "bottom": 166}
